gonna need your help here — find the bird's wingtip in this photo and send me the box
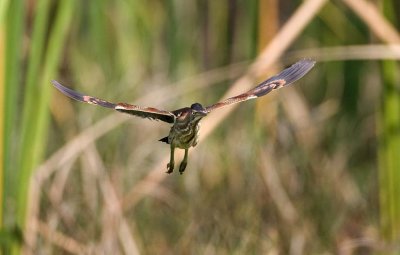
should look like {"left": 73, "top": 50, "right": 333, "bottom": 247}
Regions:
{"left": 51, "top": 80, "right": 62, "bottom": 87}
{"left": 299, "top": 58, "right": 316, "bottom": 65}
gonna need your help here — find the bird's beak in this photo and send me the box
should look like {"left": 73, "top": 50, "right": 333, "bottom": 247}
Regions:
{"left": 195, "top": 110, "right": 207, "bottom": 117}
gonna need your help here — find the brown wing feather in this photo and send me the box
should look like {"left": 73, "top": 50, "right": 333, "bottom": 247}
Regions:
{"left": 52, "top": 80, "right": 117, "bottom": 108}
{"left": 115, "top": 103, "right": 175, "bottom": 123}
{"left": 52, "top": 80, "right": 175, "bottom": 123}
{"left": 205, "top": 59, "right": 315, "bottom": 113}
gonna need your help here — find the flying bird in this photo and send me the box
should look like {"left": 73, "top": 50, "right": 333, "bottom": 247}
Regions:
{"left": 52, "top": 59, "right": 315, "bottom": 174}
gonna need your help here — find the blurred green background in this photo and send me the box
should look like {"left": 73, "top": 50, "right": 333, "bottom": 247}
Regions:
{"left": 1, "top": 0, "right": 400, "bottom": 254}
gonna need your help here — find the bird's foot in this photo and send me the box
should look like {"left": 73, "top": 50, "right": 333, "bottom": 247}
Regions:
{"left": 166, "top": 162, "right": 174, "bottom": 174}
{"left": 179, "top": 161, "right": 187, "bottom": 175}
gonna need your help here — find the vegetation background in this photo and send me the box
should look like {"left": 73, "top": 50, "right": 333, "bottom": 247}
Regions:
{"left": 1, "top": 0, "right": 400, "bottom": 254}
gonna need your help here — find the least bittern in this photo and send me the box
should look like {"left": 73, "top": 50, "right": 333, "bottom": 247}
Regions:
{"left": 52, "top": 59, "right": 315, "bottom": 174}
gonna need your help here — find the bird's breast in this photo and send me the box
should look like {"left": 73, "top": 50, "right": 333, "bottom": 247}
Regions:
{"left": 169, "top": 121, "right": 201, "bottom": 149}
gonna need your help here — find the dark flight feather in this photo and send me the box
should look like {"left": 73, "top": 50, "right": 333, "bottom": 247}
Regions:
{"left": 52, "top": 80, "right": 175, "bottom": 123}
{"left": 204, "top": 59, "right": 315, "bottom": 113}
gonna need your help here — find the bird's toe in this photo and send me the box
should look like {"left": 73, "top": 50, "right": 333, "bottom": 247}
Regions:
{"left": 179, "top": 161, "right": 187, "bottom": 174}
{"left": 166, "top": 162, "right": 174, "bottom": 174}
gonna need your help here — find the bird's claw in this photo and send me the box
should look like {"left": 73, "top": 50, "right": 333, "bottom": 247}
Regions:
{"left": 166, "top": 162, "right": 174, "bottom": 174}
{"left": 179, "top": 161, "right": 187, "bottom": 175}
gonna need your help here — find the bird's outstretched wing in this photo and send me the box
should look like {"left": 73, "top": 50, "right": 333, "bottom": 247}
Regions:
{"left": 52, "top": 80, "right": 176, "bottom": 123}
{"left": 204, "top": 59, "right": 315, "bottom": 113}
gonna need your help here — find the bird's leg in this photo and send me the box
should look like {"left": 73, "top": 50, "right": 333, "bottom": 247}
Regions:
{"left": 179, "top": 149, "right": 189, "bottom": 174}
{"left": 166, "top": 144, "right": 175, "bottom": 174}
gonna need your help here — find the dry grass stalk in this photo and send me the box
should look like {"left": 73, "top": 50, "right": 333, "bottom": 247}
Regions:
{"left": 260, "top": 146, "right": 299, "bottom": 224}
{"left": 341, "top": 0, "right": 400, "bottom": 43}
{"left": 81, "top": 144, "right": 140, "bottom": 254}
{"left": 36, "top": 220, "right": 87, "bottom": 254}
{"left": 287, "top": 44, "right": 400, "bottom": 61}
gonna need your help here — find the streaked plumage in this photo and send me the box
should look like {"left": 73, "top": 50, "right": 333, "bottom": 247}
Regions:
{"left": 52, "top": 59, "right": 315, "bottom": 174}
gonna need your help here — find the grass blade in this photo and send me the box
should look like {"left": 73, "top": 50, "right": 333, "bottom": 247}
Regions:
{"left": 2, "top": 0, "right": 24, "bottom": 225}
{"left": 15, "top": 0, "right": 76, "bottom": 253}
{"left": 378, "top": 0, "right": 400, "bottom": 247}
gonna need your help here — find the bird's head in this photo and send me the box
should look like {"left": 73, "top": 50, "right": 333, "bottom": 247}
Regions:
{"left": 190, "top": 103, "right": 207, "bottom": 120}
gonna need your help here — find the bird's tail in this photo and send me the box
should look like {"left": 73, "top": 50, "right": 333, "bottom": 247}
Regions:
{"left": 158, "top": 136, "right": 169, "bottom": 144}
